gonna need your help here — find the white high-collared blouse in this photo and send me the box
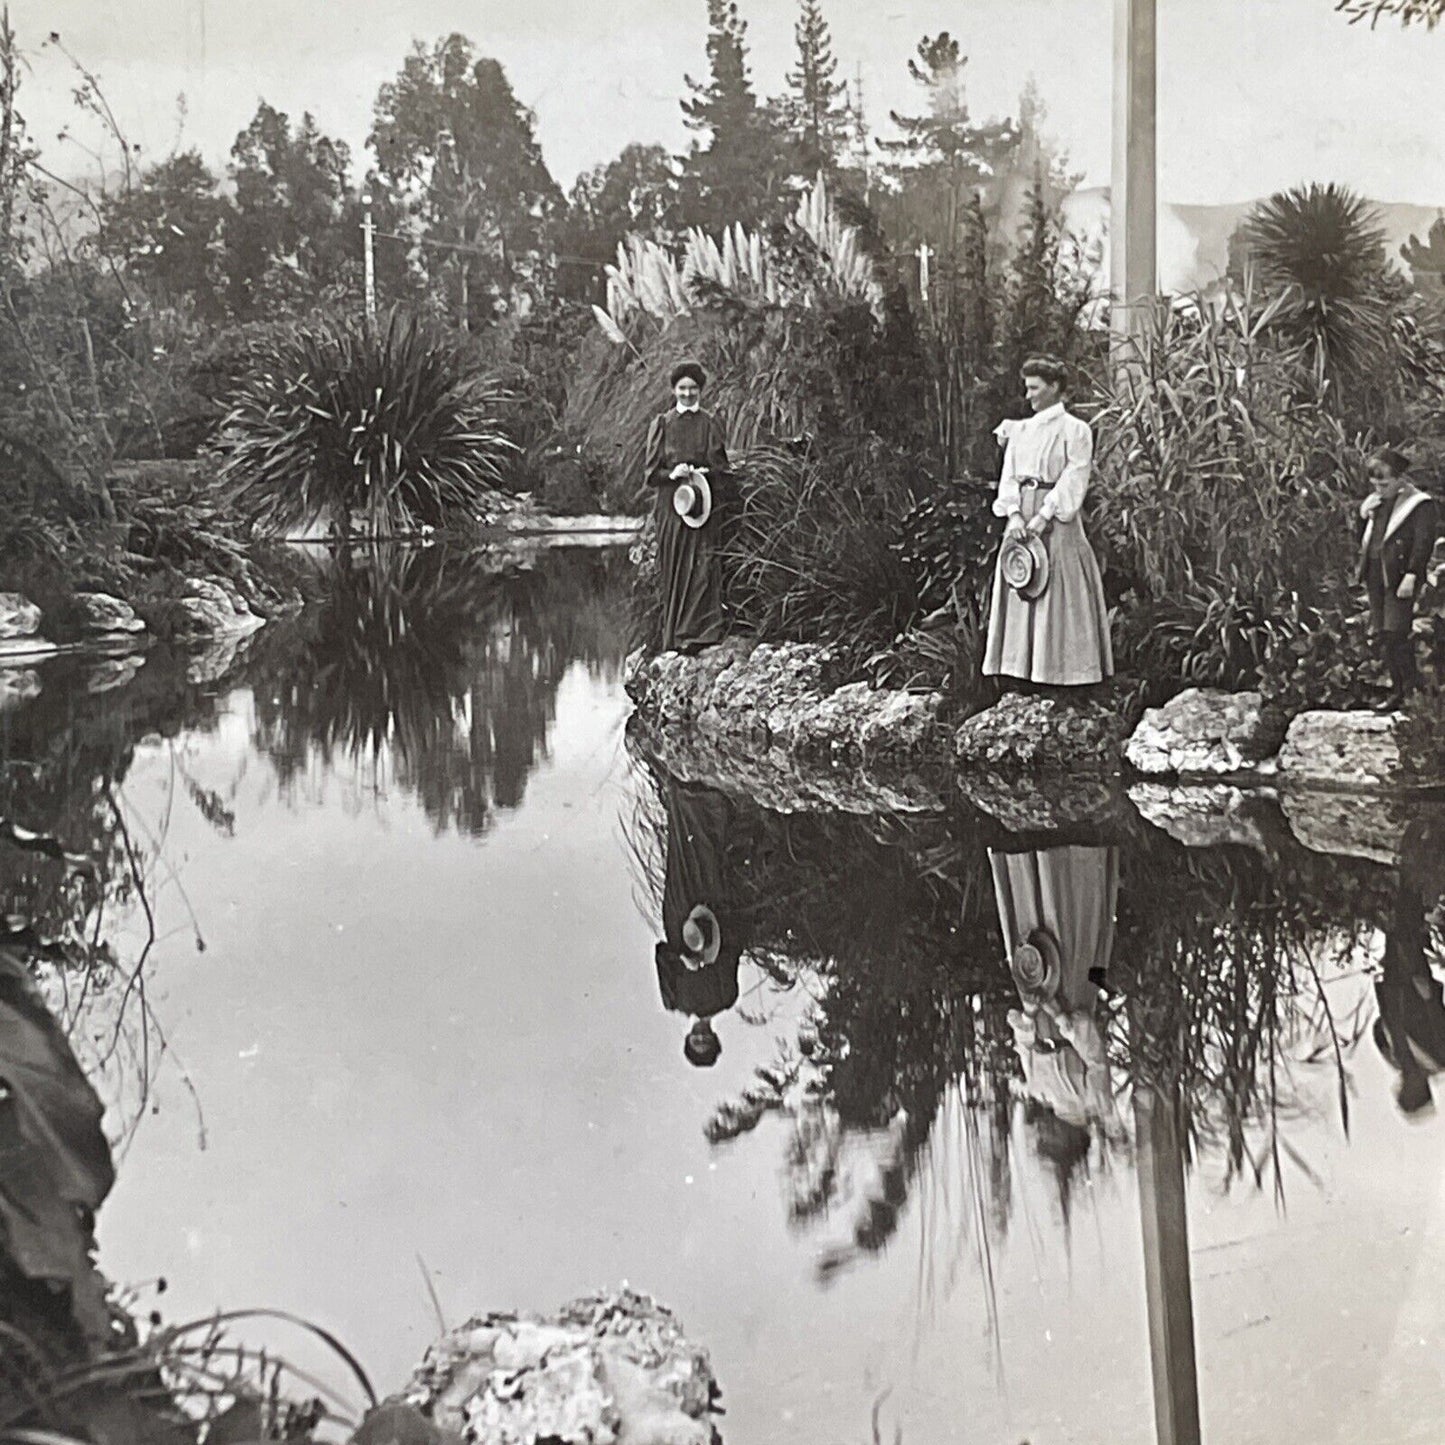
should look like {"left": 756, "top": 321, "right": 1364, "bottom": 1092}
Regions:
{"left": 991, "top": 402, "right": 1095, "bottom": 526}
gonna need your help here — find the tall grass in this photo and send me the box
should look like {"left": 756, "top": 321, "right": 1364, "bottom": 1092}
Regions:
{"left": 1092, "top": 287, "right": 1366, "bottom": 692}
{"left": 218, "top": 308, "right": 519, "bottom": 538}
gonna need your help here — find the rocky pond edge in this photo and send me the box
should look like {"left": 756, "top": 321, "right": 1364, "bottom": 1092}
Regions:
{"left": 624, "top": 638, "right": 1442, "bottom": 843}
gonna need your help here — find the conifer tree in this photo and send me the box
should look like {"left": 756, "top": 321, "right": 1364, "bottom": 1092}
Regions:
{"left": 782, "top": 0, "right": 852, "bottom": 180}
{"left": 879, "top": 33, "right": 1019, "bottom": 254}
{"left": 679, "top": 0, "right": 784, "bottom": 230}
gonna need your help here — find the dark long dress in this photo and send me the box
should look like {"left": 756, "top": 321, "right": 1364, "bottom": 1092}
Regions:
{"left": 654, "top": 780, "right": 741, "bottom": 1020}
{"left": 643, "top": 407, "right": 730, "bottom": 653}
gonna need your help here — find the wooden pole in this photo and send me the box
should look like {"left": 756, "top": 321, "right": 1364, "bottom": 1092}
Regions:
{"left": 362, "top": 193, "right": 377, "bottom": 329}
{"left": 1134, "top": 1086, "right": 1202, "bottom": 1445}
{"left": 1110, "top": 0, "right": 1158, "bottom": 366}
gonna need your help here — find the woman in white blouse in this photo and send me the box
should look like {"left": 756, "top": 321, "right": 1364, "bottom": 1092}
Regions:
{"left": 983, "top": 356, "right": 1114, "bottom": 688}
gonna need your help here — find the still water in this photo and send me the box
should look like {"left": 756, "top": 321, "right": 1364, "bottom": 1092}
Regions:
{"left": 2, "top": 543, "right": 1443, "bottom": 1444}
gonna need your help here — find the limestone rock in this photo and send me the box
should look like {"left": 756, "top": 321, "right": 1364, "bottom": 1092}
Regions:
{"left": 397, "top": 1289, "right": 719, "bottom": 1445}
{"left": 172, "top": 577, "right": 265, "bottom": 638}
{"left": 953, "top": 692, "right": 1126, "bottom": 775}
{"left": 71, "top": 592, "right": 145, "bottom": 636}
{"left": 1276, "top": 710, "right": 1413, "bottom": 791}
{"left": 0, "top": 593, "right": 41, "bottom": 640}
{"left": 626, "top": 641, "right": 937, "bottom": 764}
{"left": 1124, "top": 689, "right": 1284, "bottom": 778}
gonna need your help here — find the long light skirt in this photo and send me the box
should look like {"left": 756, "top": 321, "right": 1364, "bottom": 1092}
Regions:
{"left": 982, "top": 495, "right": 1113, "bottom": 686}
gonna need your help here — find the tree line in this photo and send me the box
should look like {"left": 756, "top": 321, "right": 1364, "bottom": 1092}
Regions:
{"left": 5, "top": 2, "right": 1076, "bottom": 333}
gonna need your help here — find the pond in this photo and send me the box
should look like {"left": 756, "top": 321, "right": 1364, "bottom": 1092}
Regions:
{"left": 1, "top": 543, "right": 1443, "bottom": 1445}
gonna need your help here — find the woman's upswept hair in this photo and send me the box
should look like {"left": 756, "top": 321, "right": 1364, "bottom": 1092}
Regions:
{"left": 1020, "top": 355, "right": 1069, "bottom": 391}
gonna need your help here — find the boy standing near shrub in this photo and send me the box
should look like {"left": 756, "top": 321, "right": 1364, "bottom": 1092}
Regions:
{"left": 1357, "top": 448, "right": 1439, "bottom": 712}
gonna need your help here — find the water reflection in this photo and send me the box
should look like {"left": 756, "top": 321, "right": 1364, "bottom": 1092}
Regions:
{"left": 996, "top": 843, "right": 1123, "bottom": 1201}
{"left": 652, "top": 776, "right": 748, "bottom": 1068}
{"left": 627, "top": 723, "right": 1445, "bottom": 1436}
{"left": 3, "top": 545, "right": 1444, "bottom": 1442}
{"left": 1374, "top": 812, "right": 1445, "bottom": 1115}
{"left": 250, "top": 544, "right": 630, "bottom": 834}
{"left": 0, "top": 924, "right": 115, "bottom": 1354}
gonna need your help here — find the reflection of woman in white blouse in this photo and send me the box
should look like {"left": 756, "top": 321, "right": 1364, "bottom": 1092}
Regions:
{"left": 983, "top": 357, "right": 1114, "bottom": 687}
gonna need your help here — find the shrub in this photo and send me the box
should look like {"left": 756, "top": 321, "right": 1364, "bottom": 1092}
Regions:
{"left": 1093, "top": 288, "right": 1367, "bottom": 696}
{"left": 723, "top": 440, "right": 927, "bottom": 667}
{"left": 217, "top": 308, "right": 519, "bottom": 537}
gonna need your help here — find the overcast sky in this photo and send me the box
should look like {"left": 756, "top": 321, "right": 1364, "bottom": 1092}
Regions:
{"left": 20, "top": 0, "right": 1445, "bottom": 206}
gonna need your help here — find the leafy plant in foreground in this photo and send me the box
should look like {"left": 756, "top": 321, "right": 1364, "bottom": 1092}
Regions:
{"left": 218, "top": 308, "right": 519, "bottom": 538}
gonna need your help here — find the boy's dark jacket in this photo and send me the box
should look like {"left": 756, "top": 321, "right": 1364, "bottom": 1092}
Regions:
{"left": 1356, "top": 486, "right": 1440, "bottom": 591}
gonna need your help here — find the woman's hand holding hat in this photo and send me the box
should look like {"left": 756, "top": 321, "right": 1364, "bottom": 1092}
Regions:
{"left": 1004, "top": 512, "right": 1027, "bottom": 541}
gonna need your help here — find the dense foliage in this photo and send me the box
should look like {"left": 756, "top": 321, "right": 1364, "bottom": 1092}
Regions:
{"left": 2, "top": 5, "right": 1442, "bottom": 715}
{"left": 1091, "top": 289, "right": 1367, "bottom": 693}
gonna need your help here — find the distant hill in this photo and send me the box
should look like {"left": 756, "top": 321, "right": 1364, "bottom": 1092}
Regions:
{"left": 1060, "top": 186, "right": 1444, "bottom": 294}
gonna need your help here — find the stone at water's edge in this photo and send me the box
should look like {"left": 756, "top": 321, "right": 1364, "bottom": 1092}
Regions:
{"left": 70, "top": 592, "right": 146, "bottom": 636}
{"left": 1125, "top": 688, "right": 1284, "bottom": 778}
{"left": 171, "top": 577, "right": 266, "bottom": 638}
{"left": 1275, "top": 709, "right": 1416, "bottom": 791}
{"left": 627, "top": 641, "right": 943, "bottom": 767}
{"left": 953, "top": 692, "right": 1127, "bottom": 774}
{"left": 369, "top": 1289, "right": 718, "bottom": 1445}
{"left": 0, "top": 592, "right": 42, "bottom": 640}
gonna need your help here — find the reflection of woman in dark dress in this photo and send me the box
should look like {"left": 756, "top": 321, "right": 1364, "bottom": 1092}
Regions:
{"left": 1374, "top": 814, "right": 1445, "bottom": 1116}
{"left": 642, "top": 360, "right": 730, "bottom": 655}
{"left": 654, "top": 779, "right": 743, "bottom": 1068}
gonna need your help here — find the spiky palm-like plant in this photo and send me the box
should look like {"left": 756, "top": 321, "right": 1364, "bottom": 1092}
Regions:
{"left": 1237, "top": 182, "right": 1393, "bottom": 398}
{"left": 218, "top": 309, "right": 519, "bottom": 538}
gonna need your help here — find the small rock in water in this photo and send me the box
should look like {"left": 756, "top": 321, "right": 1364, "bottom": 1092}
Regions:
{"left": 953, "top": 690, "right": 1127, "bottom": 775}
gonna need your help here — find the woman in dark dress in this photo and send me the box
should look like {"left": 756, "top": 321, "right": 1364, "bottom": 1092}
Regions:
{"left": 642, "top": 360, "right": 730, "bottom": 654}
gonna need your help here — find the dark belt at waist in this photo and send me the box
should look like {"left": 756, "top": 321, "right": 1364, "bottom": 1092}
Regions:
{"left": 1018, "top": 476, "right": 1054, "bottom": 491}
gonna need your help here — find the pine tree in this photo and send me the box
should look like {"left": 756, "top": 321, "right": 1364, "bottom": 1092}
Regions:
{"left": 679, "top": 0, "right": 784, "bottom": 230}
{"left": 782, "top": 0, "right": 852, "bottom": 180}
{"left": 879, "top": 33, "right": 1019, "bottom": 255}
